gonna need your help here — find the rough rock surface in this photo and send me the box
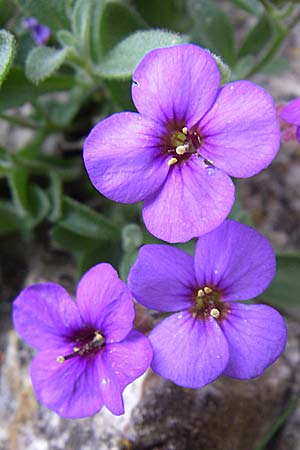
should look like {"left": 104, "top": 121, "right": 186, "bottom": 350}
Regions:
{"left": 1, "top": 6, "right": 300, "bottom": 450}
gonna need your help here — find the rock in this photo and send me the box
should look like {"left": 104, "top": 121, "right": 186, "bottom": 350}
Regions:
{"left": 0, "top": 330, "right": 147, "bottom": 450}
{"left": 126, "top": 337, "right": 295, "bottom": 450}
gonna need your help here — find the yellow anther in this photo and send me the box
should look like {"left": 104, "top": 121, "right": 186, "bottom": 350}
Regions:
{"left": 210, "top": 308, "right": 220, "bottom": 319}
{"left": 94, "top": 331, "right": 104, "bottom": 342}
{"left": 182, "top": 127, "right": 188, "bottom": 135}
{"left": 168, "top": 157, "right": 178, "bottom": 166}
{"left": 57, "top": 356, "right": 65, "bottom": 363}
{"left": 197, "top": 289, "right": 205, "bottom": 297}
{"left": 175, "top": 145, "right": 187, "bottom": 155}
{"left": 204, "top": 286, "right": 213, "bottom": 294}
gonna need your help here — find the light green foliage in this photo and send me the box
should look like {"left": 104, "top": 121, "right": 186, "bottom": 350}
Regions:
{"left": 25, "top": 47, "right": 71, "bottom": 84}
{"left": 0, "top": 30, "right": 15, "bottom": 87}
{"left": 96, "top": 30, "right": 187, "bottom": 79}
{"left": 189, "top": 0, "right": 235, "bottom": 66}
{"left": 263, "top": 254, "right": 300, "bottom": 308}
{"left": 15, "top": 0, "right": 69, "bottom": 31}
{"left": 99, "top": 0, "right": 147, "bottom": 54}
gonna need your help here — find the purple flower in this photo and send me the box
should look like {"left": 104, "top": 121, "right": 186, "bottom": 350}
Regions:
{"left": 13, "top": 263, "right": 152, "bottom": 418}
{"left": 280, "top": 98, "right": 300, "bottom": 142}
{"left": 83, "top": 44, "right": 280, "bottom": 243}
{"left": 128, "top": 220, "right": 287, "bottom": 388}
{"left": 23, "top": 17, "right": 50, "bottom": 46}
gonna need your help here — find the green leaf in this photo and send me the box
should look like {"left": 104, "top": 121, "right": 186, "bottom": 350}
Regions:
{"left": 51, "top": 225, "right": 98, "bottom": 251}
{"left": 96, "top": 29, "right": 187, "bottom": 79}
{"left": 134, "top": 0, "right": 191, "bottom": 32}
{"left": 0, "top": 184, "right": 49, "bottom": 233}
{"left": 261, "top": 56, "right": 289, "bottom": 74}
{"left": 228, "top": 0, "right": 262, "bottom": 15}
{"left": 77, "top": 243, "right": 119, "bottom": 277}
{"left": 106, "top": 78, "right": 135, "bottom": 110}
{"left": 71, "top": 0, "right": 94, "bottom": 57}
{"left": 0, "top": 67, "right": 75, "bottom": 112}
{"left": 13, "top": 153, "right": 81, "bottom": 181}
{"left": 263, "top": 253, "right": 300, "bottom": 308}
{"left": 189, "top": 0, "right": 235, "bottom": 66}
{"left": 99, "top": 0, "right": 146, "bottom": 54}
{"left": 238, "top": 13, "right": 273, "bottom": 58}
{"left": 0, "top": 147, "right": 13, "bottom": 175}
{"left": 7, "top": 169, "right": 30, "bottom": 216}
{"left": 119, "top": 250, "right": 138, "bottom": 281}
{"left": 57, "top": 196, "right": 119, "bottom": 242}
{"left": 89, "top": 0, "right": 105, "bottom": 63}
{"left": 0, "top": 29, "right": 15, "bottom": 87}
{"left": 15, "top": 0, "right": 69, "bottom": 31}
{"left": 56, "top": 29, "right": 77, "bottom": 47}
{"left": 26, "top": 184, "right": 50, "bottom": 228}
{"left": 45, "top": 87, "right": 85, "bottom": 126}
{"left": 26, "top": 46, "right": 70, "bottom": 84}
{"left": 47, "top": 173, "right": 63, "bottom": 222}
{"left": 0, "top": 201, "right": 24, "bottom": 234}
{"left": 121, "top": 223, "right": 143, "bottom": 253}
{"left": 229, "top": 196, "right": 252, "bottom": 225}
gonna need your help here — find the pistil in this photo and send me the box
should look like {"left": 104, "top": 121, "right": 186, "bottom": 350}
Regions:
{"left": 57, "top": 331, "right": 105, "bottom": 363}
{"left": 191, "top": 286, "right": 228, "bottom": 321}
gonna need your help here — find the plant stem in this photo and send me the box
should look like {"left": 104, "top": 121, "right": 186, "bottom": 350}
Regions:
{"left": 245, "top": 4, "right": 300, "bottom": 78}
{"left": 0, "top": 113, "right": 39, "bottom": 130}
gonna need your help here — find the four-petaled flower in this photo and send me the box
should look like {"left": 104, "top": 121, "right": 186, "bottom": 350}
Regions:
{"left": 128, "top": 220, "right": 287, "bottom": 388}
{"left": 23, "top": 17, "right": 50, "bottom": 46}
{"left": 13, "top": 263, "right": 152, "bottom": 418}
{"left": 280, "top": 98, "right": 300, "bottom": 142}
{"left": 84, "top": 43, "right": 280, "bottom": 243}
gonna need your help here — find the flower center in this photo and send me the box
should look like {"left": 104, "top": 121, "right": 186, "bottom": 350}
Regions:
{"left": 190, "top": 286, "right": 229, "bottom": 321}
{"left": 56, "top": 330, "right": 105, "bottom": 363}
{"left": 167, "top": 126, "right": 202, "bottom": 166}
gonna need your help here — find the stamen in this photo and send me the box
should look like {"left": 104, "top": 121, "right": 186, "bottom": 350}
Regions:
{"left": 175, "top": 145, "right": 187, "bottom": 155}
{"left": 57, "top": 356, "right": 65, "bottom": 363}
{"left": 204, "top": 286, "right": 213, "bottom": 294}
{"left": 93, "top": 331, "right": 104, "bottom": 343}
{"left": 197, "top": 289, "right": 205, "bottom": 297}
{"left": 182, "top": 127, "right": 188, "bottom": 135}
{"left": 210, "top": 308, "right": 220, "bottom": 319}
{"left": 168, "top": 157, "right": 178, "bottom": 166}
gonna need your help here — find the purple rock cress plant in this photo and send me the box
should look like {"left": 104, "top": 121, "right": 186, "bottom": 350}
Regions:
{"left": 280, "top": 98, "right": 300, "bottom": 142}
{"left": 13, "top": 263, "right": 152, "bottom": 418}
{"left": 128, "top": 220, "right": 287, "bottom": 388}
{"left": 83, "top": 43, "right": 280, "bottom": 243}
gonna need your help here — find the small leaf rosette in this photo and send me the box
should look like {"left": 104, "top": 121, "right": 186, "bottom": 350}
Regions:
{"left": 128, "top": 220, "right": 287, "bottom": 388}
{"left": 13, "top": 263, "right": 152, "bottom": 418}
{"left": 84, "top": 43, "right": 280, "bottom": 243}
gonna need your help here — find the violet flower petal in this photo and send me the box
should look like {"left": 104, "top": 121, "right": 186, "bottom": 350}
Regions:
{"left": 132, "top": 44, "right": 220, "bottom": 127}
{"left": 199, "top": 81, "right": 280, "bottom": 178}
{"left": 142, "top": 158, "right": 235, "bottom": 243}
{"left": 83, "top": 112, "right": 168, "bottom": 203}
{"left": 76, "top": 263, "right": 135, "bottom": 343}
{"left": 194, "top": 220, "right": 276, "bottom": 301}
{"left": 98, "top": 355, "right": 124, "bottom": 416}
{"left": 128, "top": 244, "right": 196, "bottom": 312}
{"left": 30, "top": 347, "right": 104, "bottom": 418}
{"left": 221, "top": 303, "right": 287, "bottom": 379}
{"left": 103, "top": 330, "right": 152, "bottom": 401}
{"left": 149, "top": 311, "right": 229, "bottom": 388}
{"left": 13, "top": 283, "right": 83, "bottom": 351}
{"left": 280, "top": 98, "right": 300, "bottom": 126}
